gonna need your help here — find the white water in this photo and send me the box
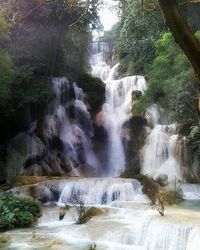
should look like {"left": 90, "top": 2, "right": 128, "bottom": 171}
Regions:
{"left": 58, "top": 178, "right": 148, "bottom": 205}
{"left": 182, "top": 184, "right": 200, "bottom": 200}
{"left": 3, "top": 190, "right": 200, "bottom": 250}
{"left": 3, "top": 42, "right": 200, "bottom": 250}
{"left": 90, "top": 44, "right": 147, "bottom": 176}
{"left": 43, "top": 77, "right": 99, "bottom": 174}
{"left": 141, "top": 104, "right": 182, "bottom": 182}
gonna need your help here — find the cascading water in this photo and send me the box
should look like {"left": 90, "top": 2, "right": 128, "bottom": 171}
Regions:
{"left": 58, "top": 178, "right": 148, "bottom": 205}
{"left": 4, "top": 42, "right": 200, "bottom": 250}
{"left": 43, "top": 77, "right": 99, "bottom": 175}
{"left": 90, "top": 42, "right": 147, "bottom": 176}
{"left": 141, "top": 104, "right": 182, "bottom": 182}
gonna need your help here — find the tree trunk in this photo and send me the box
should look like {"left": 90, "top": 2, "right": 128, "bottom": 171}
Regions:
{"left": 158, "top": 0, "right": 200, "bottom": 86}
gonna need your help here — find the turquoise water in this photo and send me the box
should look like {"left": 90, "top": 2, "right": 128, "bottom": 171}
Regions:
{"left": 180, "top": 200, "right": 200, "bottom": 211}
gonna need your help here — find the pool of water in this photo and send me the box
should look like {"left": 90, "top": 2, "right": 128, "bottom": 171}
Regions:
{"left": 1, "top": 200, "right": 200, "bottom": 250}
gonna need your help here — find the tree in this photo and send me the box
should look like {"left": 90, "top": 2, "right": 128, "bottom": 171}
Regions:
{"left": 0, "top": 0, "right": 102, "bottom": 157}
{"left": 115, "top": 0, "right": 164, "bottom": 75}
{"left": 0, "top": 16, "right": 14, "bottom": 107}
{"left": 71, "top": 194, "right": 95, "bottom": 224}
{"left": 70, "top": 194, "right": 104, "bottom": 224}
{"left": 138, "top": 175, "right": 183, "bottom": 217}
{"left": 1, "top": 0, "right": 101, "bottom": 79}
{"left": 141, "top": 0, "right": 200, "bottom": 108}
{"left": 157, "top": 0, "right": 200, "bottom": 84}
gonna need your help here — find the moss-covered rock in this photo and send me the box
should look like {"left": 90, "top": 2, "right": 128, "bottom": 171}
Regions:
{"left": 120, "top": 168, "right": 136, "bottom": 178}
{"left": 76, "top": 72, "right": 105, "bottom": 114}
{"left": 0, "top": 235, "right": 10, "bottom": 244}
{"left": 124, "top": 115, "right": 147, "bottom": 174}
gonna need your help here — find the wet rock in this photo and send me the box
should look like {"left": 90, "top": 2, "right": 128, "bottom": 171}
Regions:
{"left": 29, "top": 185, "right": 54, "bottom": 203}
{"left": 28, "top": 121, "right": 37, "bottom": 134}
{"left": 49, "top": 158, "right": 62, "bottom": 176}
{"left": 8, "top": 183, "right": 54, "bottom": 203}
{"left": 24, "top": 154, "right": 44, "bottom": 169}
{"left": 6, "top": 133, "right": 46, "bottom": 178}
{"left": 40, "top": 161, "right": 53, "bottom": 176}
{"left": 129, "top": 116, "right": 147, "bottom": 132}
{"left": 0, "top": 161, "right": 6, "bottom": 181}
{"left": 23, "top": 164, "right": 43, "bottom": 176}
{"left": 48, "top": 136, "right": 65, "bottom": 152}
{"left": 125, "top": 115, "right": 147, "bottom": 174}
{"left": 60, "top": 155, "right": 73, "bottom": 172}
{"left": 0, "top": 235, "right": 11, "bottom": 244}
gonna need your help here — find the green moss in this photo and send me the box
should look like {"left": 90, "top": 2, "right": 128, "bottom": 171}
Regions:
{"left": 120, "top": 168, "right": 137, "bottom": 178}
{"left": 76, "top": 72, "right": 105, "bottom": 113}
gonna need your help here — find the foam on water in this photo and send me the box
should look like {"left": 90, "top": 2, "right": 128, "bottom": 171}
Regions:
{"left": 58, "top": 178, "right": 147, "bottom": 205}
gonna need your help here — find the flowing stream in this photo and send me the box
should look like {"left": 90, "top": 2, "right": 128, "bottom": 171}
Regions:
{"left": 2, "top": 180, "right": 200, "bottom": 250}
{"left": 2, "top": 43, "right": 200, "bottom": 250}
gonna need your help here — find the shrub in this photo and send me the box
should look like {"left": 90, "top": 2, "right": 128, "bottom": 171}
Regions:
{"left": 0, "top": 193, "right": 41, "bottom": 231}
{"left": 137, "top": 175, "right": 183, "bottom": 216}
{"left": 71, "top": 194, "right": 104, "bottom": 224}
{"left": 88, "top": 242, "right": 97, "bottom": 250}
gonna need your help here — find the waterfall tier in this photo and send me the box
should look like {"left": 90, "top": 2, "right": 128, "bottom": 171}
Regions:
{"left": 141, "top": 105, "right": 182, "bottom": 182}
{"left": 58, "top": 178, "right": 148, "bottom": 205}
{"left": 91, "top": 47, "right": 147, "bottom": 177}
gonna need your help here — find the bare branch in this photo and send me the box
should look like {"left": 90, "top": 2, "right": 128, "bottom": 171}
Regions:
{"left": 69, "top": 0, "right": 91, "bottom": 28}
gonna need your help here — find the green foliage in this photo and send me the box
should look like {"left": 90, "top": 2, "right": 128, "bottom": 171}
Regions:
{"left": 136, "top": 32, "right": 198, "bottom": 114}
{"left": 99, "top": 23, "right": 121, "bottom": 60}
{"left": 0, "top": 16, "right": 14, "bottom": 107}
{"left": 0, "top": 193, "right": 41, "bottom": 231}
{"left": 0, "top": 0, "right": 101, "bottom": 141}
{"left": 11, "top": 66, "right": 50, "bottom": 108}
{"left": 120, "top": 168, "right": 136, "bottom": 178}
{"left": 135, "top": 31, "right": 200, "bottom": 159}
{"left": 76, "top": 72, "right": 105, "bottom": 113}
{"left": 117, "top": 0, "right": 164, "bottom": 75}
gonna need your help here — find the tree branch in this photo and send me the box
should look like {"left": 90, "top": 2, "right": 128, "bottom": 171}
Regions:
{"left": 69, "top": 0, "right": 91, "bottom": 28}
{"left": 141, "top": 0, "right": 200, "bottom": 12}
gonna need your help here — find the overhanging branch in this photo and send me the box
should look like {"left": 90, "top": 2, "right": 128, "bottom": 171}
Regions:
{"left": 141, "top": 0, "right": 200, "bottom": 11}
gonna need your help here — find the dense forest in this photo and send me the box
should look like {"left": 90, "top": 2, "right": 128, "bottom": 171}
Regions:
{"left": 103, "top": 0, "right": 200, "bottom": 161}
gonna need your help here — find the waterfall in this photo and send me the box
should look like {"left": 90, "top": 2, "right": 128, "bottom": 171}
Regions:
{"left": 58, "top": 178, "right": 148, "bottom": 205}
{"left": 98, "top": 217, "right": 200, "bottom": 250}
{"left": 43, "top": 77, "right": 99, "bottom": 175}
{"left": 90, "top": 43, "right": 147, "bottom": 176}
{"left": 181, "top": 184, "right": 200, "bottom": 200}
{"left": 141, "top": 104, "right": 182, "bottom": 182}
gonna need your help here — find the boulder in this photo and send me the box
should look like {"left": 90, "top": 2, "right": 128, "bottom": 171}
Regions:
{"left": 8, "top": 183, "right": 54, "bottom": 203}
{"left": 6, "top": 132, "right": 46, "bottom": 178}
{"left": 23, "top": 164, "right": 43, "bottom": 176}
